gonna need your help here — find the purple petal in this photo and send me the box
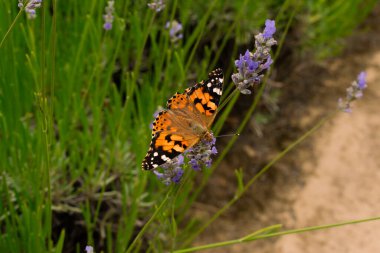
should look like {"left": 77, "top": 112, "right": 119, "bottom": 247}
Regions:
{"left": 190, "top": 159, "right": 201, "bottom": 171}
{"left": 172, "top": 168, "right": 184, "bottom": 183}
{"left": 103, "top": 22, "right": 112, "bottom": 30}
{"left": 235, "top": 55, "right": 244, "bottom": 68}
{"left": 357, "top": 71, "right": 367, "bottom": 89}
{"left": 344, "top": 107, "right": 352, "bottom": 113}
{"left": 177, "top": 154, "right": 184, "bottom": 166}
{"left": 247, "top": 59, "right": 259, "bottom": 72}
{"left": 262, "top": 55, "right": 273, "bottom": 69}
{"left": 153, "top": 170, "right": 164, "bottom": 179}
{"left": 243, "top": 50, "right": 251, "bottom": 61}
{"left": 211, "top": 146, "right": 218, "bottom": 155}
{"left": 263, "top": 19, "right": 276, "bottom": 39}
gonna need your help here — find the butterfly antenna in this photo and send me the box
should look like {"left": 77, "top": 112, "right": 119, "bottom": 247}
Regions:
{"left": 215, "top": 133, "right": 240, "bottom": 138}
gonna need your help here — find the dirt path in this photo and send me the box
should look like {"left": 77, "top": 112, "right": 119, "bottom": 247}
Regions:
{"left": 268, "top": 51, "right": 380, "bottom": 253}
{"left": 194, "top": 8, "right": 380, "bottom": 253}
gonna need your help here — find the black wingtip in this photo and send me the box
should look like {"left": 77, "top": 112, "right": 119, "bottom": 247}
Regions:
{"left": 209, "top": 68, "right": 223, "bottom": 78}
{"left": 141, "top": 158, "right": 151, "bottom": 170}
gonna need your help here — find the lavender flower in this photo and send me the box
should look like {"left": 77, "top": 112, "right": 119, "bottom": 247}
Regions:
{"left": 85, "top": 246, "right": 94, "bottom": 253}
{"left": 154, "top": 155, "right": 185, "bottom": 185}
{"left": 166, "top": 20, "right": 183, "bottom": 43}
{"left": 19, "top": 0, "right": 42, "bottom": 19}
{"left": 338, "top": 71, "right": 367, "bottom": 113}
{"left": 103, "top": 0, "right": 115, "bottom": 31}
{"left": 147, "top": 0, "right": 165, "bottom": 12}
{"left": 232, "top": 19, "right": 277, "bottom": 94}
{"left": 185, "top": 133, "right": 217, "bottom": 171}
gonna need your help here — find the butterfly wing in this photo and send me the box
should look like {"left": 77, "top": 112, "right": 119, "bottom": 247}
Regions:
{"left": 186, "top": 68, "right": 223, "bottom": 125}
{"left": 142, "top": 68, "right": 224, "bottom": 170}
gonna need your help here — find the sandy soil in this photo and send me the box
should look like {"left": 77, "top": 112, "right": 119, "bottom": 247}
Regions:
{"left": 193, "top": 7, "right": 380, "bottom": 253}
{"left": 269, "top": 50, "right": 380, "bottom": 253}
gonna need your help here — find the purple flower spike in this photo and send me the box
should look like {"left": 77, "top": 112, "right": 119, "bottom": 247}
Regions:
{"left": 338, "top": 71, "right": 368, "bottom": 113}
{"left": 103, "top": 1, "right": 115, "bottom": 31}
{"left": 21, "top": 0, "right": 43, "bottom": 19}
{"left": 185, "top": 133, "right": 217, "bottom": 171}
{"left": 231, "top": 19, "right": 277, "bottom": 94}
{"left": 166, "top": 20, "right": 183, "bottom": 43}
{"left": 147, "top": 0, "right": 165, "bottom": 12}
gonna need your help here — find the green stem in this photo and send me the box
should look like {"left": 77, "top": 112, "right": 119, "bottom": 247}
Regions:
{"left": 0, "top": 9, "right": 23, "bottom": 49}
{"left": 175, "top": 216, "right": 380, "bottom": 253}
{"left": 217, "top": 88, "right": 239, "bottom": 113}
{"left": 125, "top": 187, "right": 174, "bottom": 253}
{"left": 40, "top": 1, "right": 53, "bottom": 251}
{"left": 177, "top": 238, "right": 241, "bottom": 253}
{"left": 253, "top": 216, "right": 380, "bottom": 240}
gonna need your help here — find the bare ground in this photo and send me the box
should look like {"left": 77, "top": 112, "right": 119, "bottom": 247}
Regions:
{"left": 193, "top": 7, "right": 380, "bottom": 253}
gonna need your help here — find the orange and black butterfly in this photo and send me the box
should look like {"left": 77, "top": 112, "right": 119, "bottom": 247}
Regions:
{"left": 142, "top": 69, "right": 223, "bottom": 170}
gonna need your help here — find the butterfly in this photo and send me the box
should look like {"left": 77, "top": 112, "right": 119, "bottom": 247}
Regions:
{"left": 142, "top": 68, "right": 224, "bottom": 170}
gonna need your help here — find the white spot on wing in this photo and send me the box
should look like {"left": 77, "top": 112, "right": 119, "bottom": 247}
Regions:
{"left": 161, "top": 155, "right": 170, "bottom": 161}
{"left": 213, "top": 87, "right": 222, "bottom": 95}
{"left": 153, "top": 152, "right": 158, "bottom": 156}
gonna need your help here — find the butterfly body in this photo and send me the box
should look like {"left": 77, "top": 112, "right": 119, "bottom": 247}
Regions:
{"left": 142, "top": 69, "right": 223, "bottom": 170}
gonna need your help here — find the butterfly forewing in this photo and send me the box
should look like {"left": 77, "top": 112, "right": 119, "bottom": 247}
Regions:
{"left": 186, "top": 68, "right": 223, "bottom": 126}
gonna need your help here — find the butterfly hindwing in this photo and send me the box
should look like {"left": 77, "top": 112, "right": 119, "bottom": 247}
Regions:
{"left": 142, "top": 132, "right": 183, "bottom": 170}
{"left": 142, "top": 131, "right": 199, "bottom": 170}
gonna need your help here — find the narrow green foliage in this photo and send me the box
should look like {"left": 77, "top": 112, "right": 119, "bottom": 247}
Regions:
{"left": 175, "top": 216, "right": 380, "bottom": 252}
{"left": 303, "top": 0, "right": 377, "bottom": 58}
{"left": 234, "top": 168, "right": 245, "bottom": 195}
